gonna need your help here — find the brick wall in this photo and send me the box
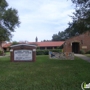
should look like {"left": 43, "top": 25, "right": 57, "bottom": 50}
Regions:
{"left": 63, "top": 31, "right": 90, "bottom": 53}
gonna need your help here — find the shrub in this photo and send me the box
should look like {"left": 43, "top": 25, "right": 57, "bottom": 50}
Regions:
{"left": 51, "top": 49, "right": 62, "bottom": 52}
{"left": 36, "top": 50, "right": 44, "bottom": 55}
{"left": 36, "top": 49, "right": 62, "bottom": 55}
{"left": 80, "top": 49, "right": 85, "bottom": 54}
{"left": 86, "top": 51, "right": 90, "bottom": 54}
{"left": 44, "top": 50, "right": 49, "bottom": 55}
{"left": 0, "top": 50, "right": 3, "bottom": 55}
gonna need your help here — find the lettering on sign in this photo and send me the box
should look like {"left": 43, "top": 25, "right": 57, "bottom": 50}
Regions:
{"left": 14, "top": 50, "right": 32, "bottom": 61}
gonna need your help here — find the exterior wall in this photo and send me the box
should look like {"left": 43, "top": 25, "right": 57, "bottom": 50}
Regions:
{"left": 63, "top": 31, "right": 90, "bottom": 53}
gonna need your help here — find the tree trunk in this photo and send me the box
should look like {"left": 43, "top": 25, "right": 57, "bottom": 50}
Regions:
{"left": 0, "top": 41, "right": 4, "bottom": 55}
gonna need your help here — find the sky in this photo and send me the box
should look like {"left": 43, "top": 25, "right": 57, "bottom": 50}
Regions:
{"left": 6, "top": 0, "right": 75, "bottom": 42}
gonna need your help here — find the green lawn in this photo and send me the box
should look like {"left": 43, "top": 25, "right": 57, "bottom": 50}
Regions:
{"left": 85, "top": 54, "right": 90, "bottom": 57}
{"left": 5, "top": 52, "right": 10, "bottom": 56}
{"left": 0, "top": 55, "right": 90, "bottom": 90}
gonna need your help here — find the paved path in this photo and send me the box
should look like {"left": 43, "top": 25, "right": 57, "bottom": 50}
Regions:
{"left": 75, "top": 54, "right": 90, "bottom": 62}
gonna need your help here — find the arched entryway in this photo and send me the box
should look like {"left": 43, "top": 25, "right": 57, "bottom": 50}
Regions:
{"left": 72, "top": 42, "right": 80, "bottom": 53}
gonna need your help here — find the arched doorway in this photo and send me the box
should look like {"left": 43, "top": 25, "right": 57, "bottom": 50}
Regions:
{"left": 72, "top": 42, "right": 80, "bottom": 53}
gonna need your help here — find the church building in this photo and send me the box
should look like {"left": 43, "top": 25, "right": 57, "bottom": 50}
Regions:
{"left": 63, "top": 31, "right": 90, "bottom": 53}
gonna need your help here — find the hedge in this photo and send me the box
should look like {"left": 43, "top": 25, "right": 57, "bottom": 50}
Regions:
{"left": 36, "top": 49, "right": 62, "bottom": 55}
{"left": 0, "top": 50, "right": 3, "bottom": 56}
{"left": 86, "top": 51, "right": 90, "bottom": 54}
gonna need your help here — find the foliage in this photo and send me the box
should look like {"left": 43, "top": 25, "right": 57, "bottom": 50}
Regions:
{"left": 36, "top": 50, "right": 48, "bottom": 55}
{"left": 86, "top": 51, "right": 90, "bottom": 54}
{"left": 52, "top": 0, "right": 90, "bottom": 41}
{"left": 35, "top": 37, "right": 38, "bottom": 42}
{"left": 0, "top": 0, "right": 20, "bottom": 41}
{"left": 0, "top": 55, "right": 90, "bottom": 90}
{"left": 12, "top": 41, "right": 19, "bottom": 45}
{"left": 0, "top": 50, "right": 3, "bottom": 55}
{"left": 52, "top": 31, "right": 67, "bottom": 41}
{"left": 51, "top": 49, "right": 62, "bottom": 52}
{"left": 85, "top": 54, "right": 90, "bottom": 57}
{"left": 79, "top": 49, "right": 85, "bottom": 54}
{"left": 69, "top": 0, "right": 90, "bottom": 33}
{"left": 52, "top": 28, "right": 79, "bottom": 41}
{"left": 36, "top": 49, "right": 62, "bottom": 55}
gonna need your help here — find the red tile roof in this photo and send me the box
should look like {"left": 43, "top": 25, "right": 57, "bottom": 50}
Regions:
{"left": 2, "top": 43, "right": 11, "bottom": 48}
{"left": 2, "top": 41, "right": 64, "bottom": 48}
{"left": 28, "top": 41, "right": 64, "bottom": 47}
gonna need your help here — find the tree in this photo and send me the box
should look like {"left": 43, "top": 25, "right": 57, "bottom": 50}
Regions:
{"left": 69, "top": 0, "right": 90, "bottom": 33}
{"left": 52, "top": 34, "right": 59, "bottom": 41}
{"left": 35, "top": 37, "right": 38, "bottom": 42}
{"left": 52, "top": 0, "right": 90, "bottom": 41}
{"left": 52, "top": 31, "right": 68, "bottom": 41}
{"left": 52, "top": 27, "right": 80, "bottom": 41}
{"left": 0, "top": 0, "right": 20, "bottom": 52}
{"left": 12, "top": 41, "right": 19, "bottom": 45}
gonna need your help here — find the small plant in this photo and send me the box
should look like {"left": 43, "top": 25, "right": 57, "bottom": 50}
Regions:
{"left": 86, "top": 51, "right": 90, "bottom": 54}
{"left": 0, "top": 50, "right": 3, "bottom": 55}
{"left": 37, "top": 47, "right": 40, "bottom": 50}
{"left": 80, "top": 49, "right": 85, "bottom": 54}
{"left": 36, "top": 49, "right": 62, "bottom": 55}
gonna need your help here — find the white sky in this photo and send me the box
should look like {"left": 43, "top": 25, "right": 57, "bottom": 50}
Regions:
{"left": 6, "top": 0, "right": 75, "bottom": 42}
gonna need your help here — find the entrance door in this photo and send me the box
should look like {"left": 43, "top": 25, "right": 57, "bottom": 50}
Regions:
{"left": 72, "top": 42, "right": 80, "bottom": 53}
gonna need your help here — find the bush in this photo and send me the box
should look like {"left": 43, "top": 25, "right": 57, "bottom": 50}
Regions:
{"left": 86, "top": 51, "right": 90, "bottom": 54}
{"left": 36, "top": 50, "right": 44, "bottom": 55}
{"left": 79, "top": 49, "right": 85, "bottom": 54}
{"left": 51, "top": 49, "right": 62, "bottom": 52}
{"left": 0, "top": 50, "right": 3, "bottom": 55}
{"left": 36, "top": 49, "right": 62, "bottom": 55}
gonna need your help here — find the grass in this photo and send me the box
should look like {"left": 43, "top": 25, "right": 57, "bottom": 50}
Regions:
{"left": 0, "top": 55, "right": 90, "bottom": 90}
{"left": 5, "top": 52, "right": 10, "bottom": 56}
{"left": 85, "top": 54, "right": 90, "bottom": 57}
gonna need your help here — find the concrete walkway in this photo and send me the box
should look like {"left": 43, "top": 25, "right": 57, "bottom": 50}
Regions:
{"left": 75, "top": 54, "right": 90, "bottom": 62}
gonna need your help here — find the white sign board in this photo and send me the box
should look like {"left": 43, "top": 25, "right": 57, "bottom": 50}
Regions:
{"left": 14, "top": 50, "right": 32, "bottom": 61}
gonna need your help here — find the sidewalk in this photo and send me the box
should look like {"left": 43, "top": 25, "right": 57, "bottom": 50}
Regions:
{"left": 74, "top": 54, "right": 90, "bottom": 62}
